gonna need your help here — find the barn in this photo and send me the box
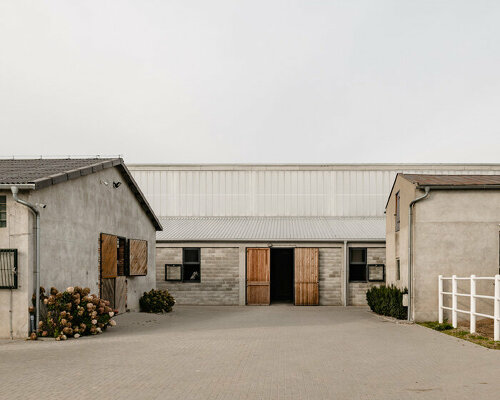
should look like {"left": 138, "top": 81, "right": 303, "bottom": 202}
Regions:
{"left": 0, "top": 158, "right": 161, "bottom": 338}
{"left": 129, "top": 163, "right": 500, "bottom": 307}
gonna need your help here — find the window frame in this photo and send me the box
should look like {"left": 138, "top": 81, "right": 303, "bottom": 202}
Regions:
{"left": 165, "top": 264, "right": 183, "bottom": 281}
{"left": 395, "top": 191, "right": 400, "bottom": 232}
{"left": 396, "top": 258, "right": 401, "bottom": 281}
{"left": 367, "top": 264, "right": 385, "bottom": 282}
{"left": 182, "top": 248, "right": 201, "bottom": 283}
{"left": 349, "top": 247, "right": 368, "bottom": 282}
{"left": 0, "top": 195, "right": 6, "bottom": 228}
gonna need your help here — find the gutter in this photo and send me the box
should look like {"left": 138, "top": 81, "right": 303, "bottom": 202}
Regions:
{"left": 407, "top": 186, "right": 430, "bottom": 322}
{"left": 0, "top": 184, "right": 35, "bottom": 190}
{"left": 11, "top": 186, "right": 41, "bottom": 333}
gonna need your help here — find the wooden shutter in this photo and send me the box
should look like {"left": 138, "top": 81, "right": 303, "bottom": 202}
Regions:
{"left": 294, "top": 248, "right": 319, "bottom": 305}
{"left": 129, "top": 239, "right": 148, "bottom": 276}
{"left": 101, "top": 233, "right": 117, "bottom": 279}
{"left": 246, "top": 248, "right": 270, "bottom": 305}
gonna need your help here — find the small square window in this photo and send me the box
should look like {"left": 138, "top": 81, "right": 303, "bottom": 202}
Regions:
{"left": 368, "top": 264, "right": 385, "bottom": 282}
{"left": 184, "top": 248, "right": 200, "bottom": 263}
{"left": 165, "top": 264, "right": 182, "bottom": 281}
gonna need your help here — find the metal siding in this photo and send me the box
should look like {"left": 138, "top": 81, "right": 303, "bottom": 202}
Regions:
{"left": 129, "top": 165, "right": 500, "bottom": 218}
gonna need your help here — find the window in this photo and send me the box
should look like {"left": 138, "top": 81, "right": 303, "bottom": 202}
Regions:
{"left": 0, "top": 249, "right": 17, "bottom": 289}
{"left": 349, "top": 248, "right": 367, "bottom": 282}
{"left": 396, "top": 258, "right": 400, "bottom": 281}
{"left": 0, "top": 196, "right": 6, "bottom": 228}
{"left": 367, "top": 264, "right": 385, "bottom": 282}
{"left": 165, "top": 264, "right": 182, "bottom": 281}
{"left": 395, "top": 191, "right": 400, "bottom": 232}
{"left": 183, "top": 248, "right": 200, "bottom": 282}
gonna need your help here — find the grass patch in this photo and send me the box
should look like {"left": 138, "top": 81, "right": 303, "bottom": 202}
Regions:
{"left": 418, "top": 321, "right": 500, "bottom": 350}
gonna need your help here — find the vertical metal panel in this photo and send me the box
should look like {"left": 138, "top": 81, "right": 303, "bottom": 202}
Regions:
{"left": 129, "top": 166, "right": 500, "bottom": 218}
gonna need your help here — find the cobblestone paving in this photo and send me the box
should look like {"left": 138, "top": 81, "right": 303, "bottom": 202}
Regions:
{"left": 1, "top": 306, "right": 499, "bottom": 400}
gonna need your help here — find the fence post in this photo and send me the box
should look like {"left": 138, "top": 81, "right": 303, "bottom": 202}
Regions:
{"left": 452, "top": 275, "right": 457, "bottom": 328}
{"left": 495, "top": 275, "right": 500, "bottom": 342}
{"left": 470, "top": 275, "right": 476, "bottom": 334}
{"left": 438, "top": 275, "right": 443, "bottom": 324}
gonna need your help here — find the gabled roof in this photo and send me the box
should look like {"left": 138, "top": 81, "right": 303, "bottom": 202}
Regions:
{"left": 385, "top": 173, "right": 500, "bottom": 209}
{"left": 156, "top": 216, "right": 385, "bottom": 242}
{"left": 0, "top": 158, "right": 162, "bottom": 231}
{"left": 400, "top": 174, "right": 500, "bottom": 187}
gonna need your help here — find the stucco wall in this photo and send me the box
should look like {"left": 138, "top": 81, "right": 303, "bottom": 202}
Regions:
{"left": 156, "top": 247, "right": 240, "bottom": 305}
{"left": 0, "top": 167, "right": 157, "bottom": 338}
{"left": 0, "top": 194, "right": 33, "bottom": 338}
{"left": 413, "top": 190, "right": 500, "bottom": 322}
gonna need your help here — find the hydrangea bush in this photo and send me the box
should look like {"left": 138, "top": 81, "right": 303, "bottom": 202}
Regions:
{"left": 139, "top": 289, "right": 175, "bottom": 313}
{"left": 33, "top": 286, "right": 117, "bottom": 340}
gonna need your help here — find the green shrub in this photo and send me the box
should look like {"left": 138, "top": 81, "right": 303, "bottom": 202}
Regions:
{"left": 35, "top": 286, "right": 117, "bottom": 340}
{"left": 420, "top": 321, "right": 453, "bottom": 331}
{"left": 366, "top": 285, "right": 408, "bottom": 320}
{"left": 139, "top": 289, "right": 175, "bottom": 313}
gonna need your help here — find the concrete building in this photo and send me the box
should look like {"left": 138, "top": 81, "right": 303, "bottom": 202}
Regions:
{"left": 129, "top": 164, "right": 500, "bottom": 307}
{"left": 385, "top": 174, "right": 500, "bottom": 322}
{"left": 0, "top": 158, "right": 161, "bottom": 338}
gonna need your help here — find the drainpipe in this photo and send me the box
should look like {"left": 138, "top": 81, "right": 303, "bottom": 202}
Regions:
{"left": 11, "top": 186, "right": 40, "bottom": 332}
{"left": 407, "top": 186, "right": 430, "bottom": 322}
{"left": 343, "top": 240, "right": 348, "bottom": 306}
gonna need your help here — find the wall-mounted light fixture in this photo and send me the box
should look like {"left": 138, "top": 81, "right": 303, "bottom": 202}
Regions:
{"left": 113, "top": 181, "right": 122, "bottom": 189}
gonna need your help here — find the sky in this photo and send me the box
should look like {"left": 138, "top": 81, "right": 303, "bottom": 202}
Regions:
{"left": 1, "top": 1, "right": 499, "bottom": 164}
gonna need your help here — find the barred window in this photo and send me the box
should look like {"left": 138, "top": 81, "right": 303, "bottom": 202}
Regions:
{"left": 0, "top": 249, "right": 18, "bottom": 289}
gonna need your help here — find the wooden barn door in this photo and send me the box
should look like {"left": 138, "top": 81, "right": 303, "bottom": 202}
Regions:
{"left": 246, "top": 248, "right": 270, "bottom": 305}
{"left": 100, "top": 233, "right": 117, "bottom": 307}
{"left": 294, "top": 248, "right": 319, "bottom": 305}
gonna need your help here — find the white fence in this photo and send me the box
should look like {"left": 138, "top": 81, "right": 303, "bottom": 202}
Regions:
{"left": 438, "top": 275, "right": 500, "bottom": 341}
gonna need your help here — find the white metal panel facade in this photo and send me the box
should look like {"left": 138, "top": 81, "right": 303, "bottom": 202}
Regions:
{"left": 129, "top": 164, "right": 500, "bottom": 217}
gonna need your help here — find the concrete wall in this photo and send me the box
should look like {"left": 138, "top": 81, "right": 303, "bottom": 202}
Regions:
{"left": 386, "top": 178, "right": 500, "bottom": 322}
{"left": 318, "top": 247, "right": 343, "bottom": 305}
{"left": 155, "top": 242, "right": 384, "bottom": 307}
{"left": 348, "top": 247, "right": 386, "bottom": 306}
{"left": 0, "top": 166, "right": 157, "bottom": 338}
{"left": 413, "top": 190, "right": 500, "bottom": 322}
{"left": 0, "top": 194, "right": 33, "bottom": 338}
{"left": 156, "top": 247, "right": 240, "bottom": 305}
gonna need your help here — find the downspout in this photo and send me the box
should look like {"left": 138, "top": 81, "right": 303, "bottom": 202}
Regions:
{"left": 343, "top": 240, "right": 348, "bottom": 306}
{"left": 407, "top": 186, "right": 430, "bottom": 322}
{"left": 11, "top": 186, "right": 40, "bottom": 332}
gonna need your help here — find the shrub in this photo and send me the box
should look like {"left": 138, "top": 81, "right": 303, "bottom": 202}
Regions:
{"left": 34, "top": 286, "right": 117, "bottom": 340}
{"left": 366, "top": 285, "right": 408, "bottom": 320}
{"left": 139, "top": 289, "right": 175, "bottom": 313}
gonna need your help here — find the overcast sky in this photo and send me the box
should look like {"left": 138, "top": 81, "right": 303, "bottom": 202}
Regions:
{"left": 1, "top": 1, "right": 499, "bottom": 164}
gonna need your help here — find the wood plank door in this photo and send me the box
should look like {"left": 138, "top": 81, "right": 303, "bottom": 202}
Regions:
{"left": 294, "top": 248, "right": 319, "bottom": 305}
{"left": 246, "top": 248, "right": 270, "bottom": 305}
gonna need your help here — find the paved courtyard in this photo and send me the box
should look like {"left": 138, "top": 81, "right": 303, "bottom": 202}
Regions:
{"left": 0, "top": 306, "right": 499, "bottom": 400}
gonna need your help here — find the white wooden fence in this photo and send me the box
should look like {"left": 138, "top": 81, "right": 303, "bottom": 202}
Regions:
{"left": 438, "top": 275, "right": 500, "bottom": 341}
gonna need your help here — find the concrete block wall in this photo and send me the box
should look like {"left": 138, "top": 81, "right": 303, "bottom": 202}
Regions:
{"left": 318, "top": 248, "right": 343, "bottom": 305}
{"left": 349, "top": 247, "right": 386, "bottom": 306}
{"left": 156, "top": 247, "right": 239, "bottom": 305}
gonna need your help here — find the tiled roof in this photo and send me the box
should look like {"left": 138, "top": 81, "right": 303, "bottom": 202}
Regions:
{"left": 0, "top": 158, "right": 162, "bottom": 231}
{"left": 156, "top": 216, "right": 385, "bottom": 242}
{"left": 401, "top": 174, "right": 500, "bottom": 187}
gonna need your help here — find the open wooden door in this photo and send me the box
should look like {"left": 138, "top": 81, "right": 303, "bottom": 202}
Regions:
{"left": 294, "top": 248, "right": 319, "bottom": 305}
{"left": 246, "top": 248, "right": 270, "bottom": 305}
{"left": 100, "top": 233, "right": 117, "bottom": 306}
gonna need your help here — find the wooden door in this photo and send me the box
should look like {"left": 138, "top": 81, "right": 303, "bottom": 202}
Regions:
{"left": 115, "top": 276, "right": 127, "bottom": 313}
{"left": 246, "top": 248, "right": 270, "bottom": 305}
{"left": 294, "top": 248, "right": 319, "bottom": 305}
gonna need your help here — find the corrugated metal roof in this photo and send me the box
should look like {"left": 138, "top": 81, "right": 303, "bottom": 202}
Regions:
{"left": 157, "top": 216, "right": 385, "bottom": 241}
{"left": 401, "top": 174, "right": 500, "bottom": 186}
